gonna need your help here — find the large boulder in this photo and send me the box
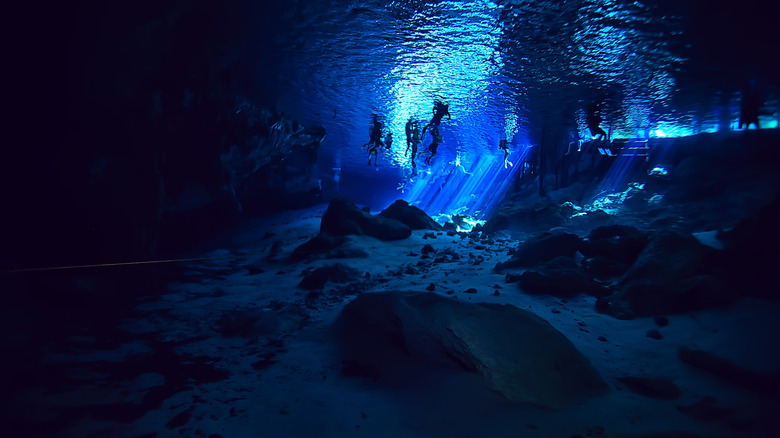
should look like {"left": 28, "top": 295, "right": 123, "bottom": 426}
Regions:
{"left": 580, "top": 225, "right": 649, "bottom": 279}
{"left": 502, "top": 231, "right": 583, "bottom": 269}
{"left": 604, "top": 231, "right": 735, "bottom": 318}
{"left": 518, "top": 256, "right": 611, "bottom": 298}
{"left": 338, "top": 292, "right": 608, "bottom": 409}
{"left": 482, "top": 200, "right": 566, "bottom": 234}
{"left": 320, "top": 198, "right": 411, "bottom": 241}
{"left": 378, "top": 200, "right": 443, "bottom": 231}
{"left": 719, "top": 196, "right": 780, "bottom": 300}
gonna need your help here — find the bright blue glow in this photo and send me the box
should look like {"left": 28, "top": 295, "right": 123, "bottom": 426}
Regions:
{"left": 398, "top": 146, "right": 528, "bottom": 219}
{"left": 597, "top": 140, "right": 648, "bottom": 194}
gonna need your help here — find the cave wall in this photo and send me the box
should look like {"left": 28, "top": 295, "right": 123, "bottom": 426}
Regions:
{"left": 3, "top": 0, "right": 323, "bottom": 270}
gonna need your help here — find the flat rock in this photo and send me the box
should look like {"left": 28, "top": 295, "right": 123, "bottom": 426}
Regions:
{"left": 503, "top": 231, "right": 583, "bottom": 269}
{"left": 320, "top": 197, "right": 411, "bottom": 241}
{"left": 617, "top": 376, "right": 681, "bottom": 399}
{"left": 378, "top": 200, "right": 443, "bottom": 231}
{"left": 338, "top": 292, "right": 607, "bottom": 409}
{"left": 298, "top": 263, "right": 361, "bottom": 290}
{"left": 678, "top": 346, "right": 780, "bottom": 394}
{"left": 604, "top": 231, "right": 735, "bottom": 317}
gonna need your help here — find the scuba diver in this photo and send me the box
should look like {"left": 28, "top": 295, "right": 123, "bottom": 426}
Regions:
{"left": 586, "top": 103, "right": 607, "bottom": 142}
{"left": 405, "top": 117, "right": 414, "bottom": 155}
{"left": 385, "top": 131, "right": 393, "bottom": 151}
{"left": 425, "top": 126, "right": 443, "bottom": 165}
{"left": 367, "top": 141, "right": 380, "bottom": 167}
{"left": 363, "top": 114, "right": 384, "bottom": 150}
{"left": 499, "top": 138, "right": 513, "bottom": 168}
{"left": 422, "top": 100, "right": 451, "bottom": 136}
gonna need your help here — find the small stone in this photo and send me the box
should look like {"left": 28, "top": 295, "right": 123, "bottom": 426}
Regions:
{"left": 646, "top": 328, "right": 663, "bottom": 340}
{"left": 597, "top": 336, "right": 607, "bottom": 342}
{"left": 445, "top": 290, "right": 455, "bottom": 295}
{"left": 551, "top": 308, "right": 561, "bottom": 314}
{"left": 493, "top": 290, "right": 500, "bottom": 296}
{"left": 426, "top": 283, "right": 436, "bottom": 291}
{"left": 421, "top": 244, "right": 435, "bottom": 254}
{"left": 654, "top": 316, "right": 670, "bottom": 327}
{"left": 464, "top": 287, "right": 477, "bottom": 294}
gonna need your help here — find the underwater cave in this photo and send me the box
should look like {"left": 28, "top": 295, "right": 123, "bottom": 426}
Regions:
{"left": 3, "top": 0, "right": 780, "bottom": 437}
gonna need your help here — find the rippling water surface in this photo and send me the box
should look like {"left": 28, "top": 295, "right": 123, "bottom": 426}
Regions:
{"left": 259, "top": 0, "right": 778, "bottom": 214}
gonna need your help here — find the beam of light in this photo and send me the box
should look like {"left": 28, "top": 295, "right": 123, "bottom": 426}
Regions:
{"left": 596, "top": 139, "right": 649, "bottom": 196}
{"left": 399, "top": 145, "right": 527, "bottom": 220}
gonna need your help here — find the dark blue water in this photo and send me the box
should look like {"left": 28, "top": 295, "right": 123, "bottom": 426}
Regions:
{"left": 257, "top": 0, "right": 779, "bottom": 216}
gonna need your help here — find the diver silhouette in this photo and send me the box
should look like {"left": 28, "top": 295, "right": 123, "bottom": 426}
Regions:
{"left": 499, "top": 138, "right": 513, "bottom": 168}
{"left": 363, "top": 114, "right": 384, "bottom": 150}
{"left": 385, "top": 131, "right": 393, "bottom": 150}
{"left": 586, "top": 103, "right": 607, "bottom": 142}
{"left": 405, "top": 117, "right": 414, "bottom": 155}
{"left": 739, "top": 84, "right": 765, "bottom": 130}
{"left": 422, "top": 100, "right": 451, "bottom": 136}
{"left": 409, "top": 120, "right": 421, "bottom": 169}
{"left": 425, "top": 126, "right": 443, "bottom": 165}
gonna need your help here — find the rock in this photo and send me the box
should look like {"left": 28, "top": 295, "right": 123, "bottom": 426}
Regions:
{"left": 617, "top": 376, "right": 681, "bottom": 399}
{"left": 677, "top": 346, "right": 780, "bottom": 393}
{"left": 298, "top": 263, "right": 361, "bottom": 290}
{"left": 493, "top": 290, "right": 500, "bottom": 296}
{"left": 464, "top": 288, "right": 477, "bottom": 294}
{"left": 604, "top": 231, "right": 735, "bottom": 317}
{"left": 338, "top": 292, "right": 608, "bottom": 409}
{"left": 289, "top": 233, "right": 349, "bottom": 262}
{"left": 654, "top": 316, "right": 670, "bottom": 327}
{"left": 320, "top": 198, "right": 411, "bottom": 241}
{"left": 517, "top": 256, "right": 611, "bottom": 298}
{"left": 378, "top": 200, "right": 443, "bottom": 231}
{"left": 503, "top": 232, "right": 583, "bottom": 269}
{"left": 607, "top": 432, "right": 700, "bottom": 438}
{"left": 719, "top": 196, "right": 780, "bottom": 300}
{"left": 426, "top": 283, "right": 436, "bottom": 291}
{"left": 581, "top": 225, "right": 648, "bottom": 278}
{"left": 421, "top": 244, "right": 435, "bottom": 254}
{"left": 676, "top": 396, "right": 734, "bottom": 421}
{"left": 646, "top": 328, "right": 663, "bottom": 340}
{"left": 482, "top": 200, "right": 567, "bottom": 234}
{"left": 217, "top": 303, "right": 309, "bottom": 338}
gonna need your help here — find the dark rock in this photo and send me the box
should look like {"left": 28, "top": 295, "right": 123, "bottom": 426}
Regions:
{"left": 597, "top": 336, "right": 607, "bottom": 342}
{"left": 493, "top": 290, "right": 500, "bottom": 296}
{"left": 654, "top": 316, "right": 670, "bottom": 327}
{"left": 517, "top": 256, "right": 611, "bottom": 298}
{"left": 581, "top": 225, "right": 648, "bottom": 278}
{"left": 443, "top": 222, "right": 458, "bottom": 232}
{"left": 676, "top": 396, "right": 734, "bottom": 421}
{"left": 464, "top": 288, "right": 478, "bottom": 294}
{"left": 646, "top": 329, "right": 663, "bottom": 340}
{"left": 320, "top": 198, "right": 411, "bottom": 241}
{"left": 216, "top": 303, "right": 308, "bottom": 338}
{"left": 503, "top": 232, "right": 582, "bottom": 269}
{"left": 378, "top": 200, "right": 443, "bottom": 231}
{"left": 338, "top": 292, "right": 608, "bottom": 408}
{"left": 426, "top": 283, "right": 436, "bottom": 291}
{"left": 298, "top": 263, "right": 361, "bottom": 290}
{"left": 678, "top": 346, "right": 780, "bottom": 393}
{"left": 719, "top": 196, "right": 780, "bottom": 300}
{"left": 482, "top": 201, "right": 567, "bottom": 234}
{"left": 606, "top": 231, "right": 735, "bottom": 317}
{"left": 289, "top": 233, "right": 349, "bottom": 263}
{"left": 617, "top": 376, "right": 681, "bottom": 399}
{"left": 421, "top": 244, "right": 436, "bottom": 254}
